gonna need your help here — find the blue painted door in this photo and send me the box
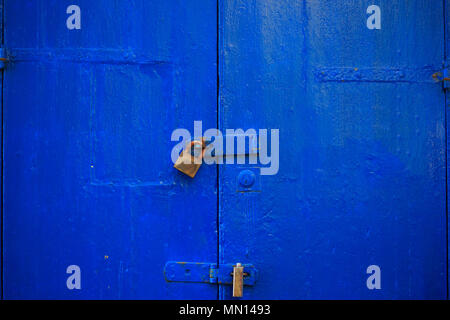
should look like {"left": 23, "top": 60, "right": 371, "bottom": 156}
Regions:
{"left": 2, "top": 0, "right": 448, "bottom": 300}
{"left": 219, "top": 0, "right": 447, "bottom": 299}
{"left": 3, "top": 1, "right": 217, "bottom": 299}
{"left": 446, "top": 0, "right": 450, "bottom": 297}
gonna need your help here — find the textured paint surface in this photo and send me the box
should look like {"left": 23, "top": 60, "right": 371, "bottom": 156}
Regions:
{"left": 3, "top": 0, "right": 217, "bottom": 299}
{"left": 219, "top": 0, "right": 446, "bottom": 299}
{"left": 446, "top": 0, "right": 450, "bottom": 298}
{"left": 1, "top": 0, "right": 449, "bottom": 300}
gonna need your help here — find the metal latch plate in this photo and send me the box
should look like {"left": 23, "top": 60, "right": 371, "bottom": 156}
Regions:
{"left": 164, "top": 261, "right": 258, "bottom": 286}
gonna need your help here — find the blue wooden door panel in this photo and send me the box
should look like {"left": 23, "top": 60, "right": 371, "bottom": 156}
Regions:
{"left": 219, "top": 0, "right": 446, "bottom": 299}
{"left": 446, "top": 0, "right": 450, "bottom": 299}
{"left": 3, "top": 0, "right": 217, "bottom": 299}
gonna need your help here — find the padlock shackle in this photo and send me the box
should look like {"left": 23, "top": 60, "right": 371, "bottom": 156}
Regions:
{"left": 186, "top": 139, "right": 206, "bottom": 159}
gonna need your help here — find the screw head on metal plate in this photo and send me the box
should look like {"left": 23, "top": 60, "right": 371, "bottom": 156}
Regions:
{"left": 238, "top": 170, "right": 256, "bottom": 188}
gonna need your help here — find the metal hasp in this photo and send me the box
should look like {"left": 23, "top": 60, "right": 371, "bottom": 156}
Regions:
{"left": 0, "top": 47, "right": 7, "bottom": 69}
{"left": 164, "top": 262, "right": 257, "bottom": 286}
{"left": 432, "top": 68, "right": 450, "bottom": 89}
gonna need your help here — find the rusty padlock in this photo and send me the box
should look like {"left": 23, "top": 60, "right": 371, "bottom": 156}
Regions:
{"left": 174, "top": 139, "right": 206, "bottom": 178}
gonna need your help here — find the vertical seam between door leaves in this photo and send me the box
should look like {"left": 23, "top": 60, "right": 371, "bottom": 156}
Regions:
{"left": 1, "top": 0, "right": 4, "bottom": 301}
{"left": 442, "top": 0, "right": 448, "bottom": 300}
{"left": 216, "top": 0, "right": 220, "bottom": 301}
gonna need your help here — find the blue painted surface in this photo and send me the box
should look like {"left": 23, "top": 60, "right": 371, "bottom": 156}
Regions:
{"left": 446, "top": 0, "right": 450, "bottom": 299}
{"left": 219, "top": 0, "right": 446, "bottom": 299}
{"left": 1, "top": 0, "right": 449, "bottom": 299}
{"left": 3, "top": 0, "right": 217, "bottom": 299}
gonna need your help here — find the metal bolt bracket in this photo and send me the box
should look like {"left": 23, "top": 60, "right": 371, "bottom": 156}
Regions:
{"left": 164, "top": 261, "right": 258, "bottom": 286}
{"left": 432, "top": 69, "right": 450, "bottom": 89}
